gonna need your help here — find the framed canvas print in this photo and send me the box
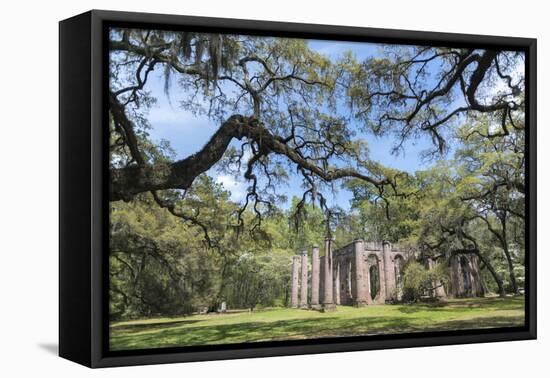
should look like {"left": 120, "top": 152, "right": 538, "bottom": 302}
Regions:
{"left": 59, "top": 10, "right": 537, "bottom": 368}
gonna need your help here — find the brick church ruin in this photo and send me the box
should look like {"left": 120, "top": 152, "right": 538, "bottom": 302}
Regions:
{"left": 290, "top": 238, "right": 486, "bottom": 310}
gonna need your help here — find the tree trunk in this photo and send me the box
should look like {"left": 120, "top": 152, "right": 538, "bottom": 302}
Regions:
{"left": 212, "top": 258, "right": 230, "bottom": 310}
{"left": 475, "top": 251, "right": 506, "bottom": 297}
{"left": 500, "top": 215, "right": 520, "bottom": 294}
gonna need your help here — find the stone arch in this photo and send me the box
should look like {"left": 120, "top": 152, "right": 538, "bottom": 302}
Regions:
{"left": 343, "top": 257, "right": 353, "bottom": 305}
{"left": 366, "top": 254, "right": 381, "bottom": 302}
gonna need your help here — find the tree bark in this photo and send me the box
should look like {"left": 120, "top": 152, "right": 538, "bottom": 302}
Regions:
{"left": 453, "top": 229, "right": 507, "bottom": 298}
{"left": 474, "top": 250, "right": 506, "bottom": 297}
{"left": 499, "top": 215, "right": 520, "bottom": 294}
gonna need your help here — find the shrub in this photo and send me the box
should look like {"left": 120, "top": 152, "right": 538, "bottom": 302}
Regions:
{"left": 401, "top": 261, "right": 448, "bottom": 302}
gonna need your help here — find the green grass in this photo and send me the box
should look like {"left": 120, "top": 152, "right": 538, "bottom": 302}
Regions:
{"left": 109, "top": 296, "right": 525, "bottom": 351}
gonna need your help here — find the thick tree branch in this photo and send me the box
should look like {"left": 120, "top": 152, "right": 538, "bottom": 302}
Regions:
{"left": 110, "top": 115, "right": 391, "bottom": 202}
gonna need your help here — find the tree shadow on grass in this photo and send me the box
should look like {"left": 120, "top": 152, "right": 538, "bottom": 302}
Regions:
{"left": 109, "top": 297, "right": 526, "bottom": 350}
{"left": 420, "top": 316, "right": 525, "bottom": 332}
{"left": 396, "top": 297, "right": 524, "bottom": 314}
{"left": 110, "top": 319, "right": 202, "bottom": 334}
{"left": 397, "top": 303, "right": 447, "bottom": 314}
{"left": 109, "top": 312, "right": 523, "bottom": 351}
{"left": 111, "top": 317, "right": 346, "bottom": 350}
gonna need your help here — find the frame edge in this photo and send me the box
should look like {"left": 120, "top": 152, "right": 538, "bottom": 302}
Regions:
{"left": 81, "top": 9, "right": 537, "bottom": 368}
{"left": 59, "top": 11, "right": 94, "bottom": 368}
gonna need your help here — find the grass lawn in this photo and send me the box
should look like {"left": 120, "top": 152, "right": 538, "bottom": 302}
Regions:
{"left": 109, "top": 296, "right": 525, "bottom": 351}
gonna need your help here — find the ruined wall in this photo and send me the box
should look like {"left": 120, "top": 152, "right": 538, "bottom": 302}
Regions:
{"left": 364, "top": 251, "right": 384, "bottom": 304}
{"left": 331, "top": 241, "right": 408, "bottom": 305}
{"left": 290, "top": 255, "right": 300, "bottom": 308}
{"left": 333, "top": 243, "right": 355, "bottom": 306}
{"left": 289, "top": 240, "right": 485, "bottom": 309}
{"left": 319, "top": 256, "right": 325, "bottom": 304}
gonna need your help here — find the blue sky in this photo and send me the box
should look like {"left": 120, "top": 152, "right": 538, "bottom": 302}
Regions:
{"left": 143, "top": 38, "right": 436, "bottom": 210}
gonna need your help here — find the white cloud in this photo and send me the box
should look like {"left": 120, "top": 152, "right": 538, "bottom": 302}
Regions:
{"left": 215, "top": 174, "right": 248, "bottom": 202}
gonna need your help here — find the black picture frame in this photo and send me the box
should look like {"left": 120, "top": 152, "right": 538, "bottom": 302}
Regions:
{"left": 59, "top": 9, "right": 537, "bottom": 368}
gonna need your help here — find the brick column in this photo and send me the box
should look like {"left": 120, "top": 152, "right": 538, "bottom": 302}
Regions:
{"left": 334, "top": 262, "right": 341, "bottom": 305}
{"left": 322, "top": 237, "right": 336, "bottom": 311}
{"left": 300, "top": 250, "right": 308, "bottom": 308}
{"left": 290, "top": 255, "right": 300, "bottom": 308}
{"left": 382, "top": 241, "right": 395, "bottom": 301}
{"left": 353, "top": 239, "right": 369, "bottom": 306}
{"left": 377, "top": 254, "right": 387, "bottom": 303}
{"left": 310, "top": 245, "right": 321, "bottom": 309}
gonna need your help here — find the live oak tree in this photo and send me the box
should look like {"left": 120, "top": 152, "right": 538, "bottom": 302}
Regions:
{"left": 415, "top": 114, "right": 526, "bottom": 296}
{"left": 108, "top": 29, "right": 526, "bottom": 312}
{"left": 347, "top": 121, "right": 525, "bottom": 297}
{"left": 108, "top": 29, "right": 524, "bottom": 241}
{"left": 342, "top": 46, "right": 525, "bottom": 296}
{"left": 415, "top": 163, "right": 509, "bottom": 297}
{"left": 109, "top": 176, "right": 239, "bottom": 318}
{"left": 106, "top": 31, "right": 388, "bottom": 240}
{"left": 456, "top": 118, "right": 525, "bottom": 294}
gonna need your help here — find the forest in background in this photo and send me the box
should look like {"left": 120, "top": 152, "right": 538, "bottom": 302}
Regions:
{"left": 108, "top": 29, "right": 525, "bottom": 321}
